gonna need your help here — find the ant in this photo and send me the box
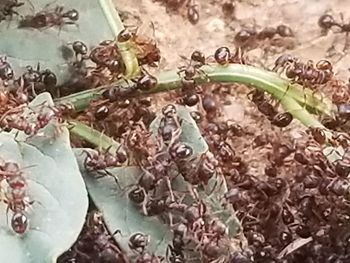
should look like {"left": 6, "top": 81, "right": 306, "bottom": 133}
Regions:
{"left": 0, "top": 56, "right": 14, "bottom": 84}
{"left": 167, "top": 223, "right": 187, "bottom": 262}
{"left": 157, "top": 0, "right": 200, "bottom": 25}
{"left": 248, "top": 90, "right": 293, "bottom": 127}
{"left": 88, "top": 40, "right": 125, "bottom": 83}
{"left": 187, "top": 0, "right": 199, "bottom": 25}
{"left": 234, "top": 24, "right": 294, "bottom": 51}
{"left": 0, "top": 161, "right": 32, "bottom": 234}
{"left": 18, "top": 5, "right": 79, "bottom": 30}
{"left": 0, "top": 103, "right": 59, "bottom": 136}
{"left": 318, "top": 13, "right": 350, "bottom": 51}
{"left": 158, "top": 104, "right": 182, "bottom": 143}
{"left": 273, "top": 54, "right": 333, "bottom": 89}
{"left": 128, "top": 232, "right": 150, "bottom": 254}
{"left": 134, "top": 72, "right": 158, "bottom": 91}
{"left": 214, "top": 46, "right": 245, "bottom": 65}
{"left": 118, "top": 26, "right": 161, "bottom": 67}
{"left": 72, "top": 211, "right": 127, "bottom": 262}
{"left": 178, "top": 50, "right": 208, "bottom": 90}
{"left": 102, "top": 83, "right": 140, "bottom": 102}
{"left": 70, "top": 40, "right": 88, "bottom": 61}
{"left": 83, "top": 146, "right": 128, "bottom": 183}
{"left": 17, "top": 63, "right": 57, "bottom": 98}
{"left": 222, "top": 0, "right": 235, "bottom": 18}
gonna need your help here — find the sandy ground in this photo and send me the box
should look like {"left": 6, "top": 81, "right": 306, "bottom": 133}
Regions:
{"left": 114, "top": 0, "right": 350, "bottom": 77}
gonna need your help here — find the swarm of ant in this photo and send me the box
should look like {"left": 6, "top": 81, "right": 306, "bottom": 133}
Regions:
{"left": 3, "top": 0, "right": 350, "bottom": 262}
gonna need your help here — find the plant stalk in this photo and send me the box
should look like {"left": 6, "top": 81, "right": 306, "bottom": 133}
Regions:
{"left": 55, "top": 64, "right": 336, "bottom": 117}
{"left": 69, "top": 120, "right": 120, "bottom": 151}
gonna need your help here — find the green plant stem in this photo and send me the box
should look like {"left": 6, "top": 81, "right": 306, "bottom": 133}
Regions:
{"left": 55, "top": 64, "right": 336, "bottom": 117}
{"left": 99, "top": 0, "right": 124, "bottom": 36}
{"left": 99, "top": 0, "right": 140, "bottom": 78}
{"left": 117, "top": 41, "right": 141, "bottom": 78}
{"left": 69, "top": 120, "right": 120, "bottom": 151}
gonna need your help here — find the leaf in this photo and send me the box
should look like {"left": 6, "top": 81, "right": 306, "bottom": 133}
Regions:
{"left": 0, "top": 0, "right": 123, "bottom": 84}
{"left": 0, "top": 93, "right": 88, "bottom": 263}
{"left": 75, "top": 105, "right": 241, "bottom": 261}
{"left": 73, "top": 156, "right": 173, "bottom": 256}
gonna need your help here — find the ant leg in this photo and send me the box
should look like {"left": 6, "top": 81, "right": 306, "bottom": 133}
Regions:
{"left": 93, "top": 170, "right": 118, "bottom": 184}
{"left": 112, "top": 229, "right": 124, "bottom": 237}
{"left": 92, "top": 169, "right": 107, "bottom": 179}
{"left": 73, "top": 247, "right": 91, "bottom": 261}
{"left": 25, "top": 0, "right": 35, "bottom": 12}
{"left": 141, "top": 193, "right": 149, "bottom": 216}
{"left": 198, "top": 68, "right": 210, "bottom": 82}
{"left": 43, "top": 0, "right": 58, "bottom": 11}
{"left": 208, "top": 172, "right": 225, "bottom": 196}
{"left": 277, "top": 80, "right": 294, "bottom": 106}
{"left": 102, "top": 169, "right": 122, "bottom": 190}
{"left": 5, "top": 205, "right": 11, "bottom": 231}
{"left": 64, "top": 21, "right": 80, "bottom": 31}
{"left": 14, "top": 130, "right": 21, "bottom": 143}
{"left": 164, "top": 176, "right": 175, "bottom": 202}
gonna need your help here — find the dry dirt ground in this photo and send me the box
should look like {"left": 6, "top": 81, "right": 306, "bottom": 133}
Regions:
{"left": 113, "top": 0, "right": 350, "bottom": 174}
{"left": 114, "top": 0, "right": 350, "bottom": 115}
{"left": 114, "top": 0, "right": 350, "bottom": 74}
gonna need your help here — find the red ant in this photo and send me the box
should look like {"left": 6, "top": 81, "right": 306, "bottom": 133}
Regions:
{"left": 0, "top": 103, "right": 63, "bottom": 137}
{"left": 0, "top": 161, "right": 32, "bottom": 234}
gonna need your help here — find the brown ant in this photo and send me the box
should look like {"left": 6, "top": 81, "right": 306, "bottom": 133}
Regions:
{"left": 102, "top": 83, "right": 139, "bottom": 102}
{"left": 234, "top": 24, "right": 294, "bottom": 51}
{"left": 128, "top": 232, "right": 150, "bottom": 254}
{"left": 214, "top": 46, "right": 245, "bottom": 65}
{"left": 17, "top": 63, "right": 57, "bottom": 98}
{"left": 187, "top": 0, "right": 199, "bottom": 25}
{"left": 248, "top": 90, "right": 292, "bottom": 127}
{"left": 83, "top": 146, "right": 128, "bottom": 179}
{"left": 89, "top": 40, "right": 122, "bottom": 71}
{"left": 18, "top": 5, "right": 79, "bottom": 30}
{"left": 71, "top": 211, "right": 127, "bottom": 262}
{"left": 318, "top": 13, "right": 350, "bottom": 51}
{"left": 88, "top": 40, "right": 125, "bottom": 85}
{"left": 70, "top": 40, "right": 88, "bottom": 61}
{"left": 102, "top": 70, "right": 157, "bottom": 101}
{"left": 178, "top": 50, "right": 208, "bottom": 83}
{"left": 132, "top": 70, "right": 158, "bottom": 91}
{"left": 273, "top": 54, "right": 333, "bottom": 89}
{"left": 167, "top": 223, "right": 187, "bottom": 262}
{"left": 156, "top": 0, "right": 200, "bottom": 25}
{"left": 222, "top": 0, "right": 235, "bottom": 18}
{"left": 158, "top": 104, "right": 182, "bottom": 143}
{"left": 0, "top": 103, "right": 62, "bottom": 136}
{"left": 119, "top": 26, "right": 161, "bottom": 67}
